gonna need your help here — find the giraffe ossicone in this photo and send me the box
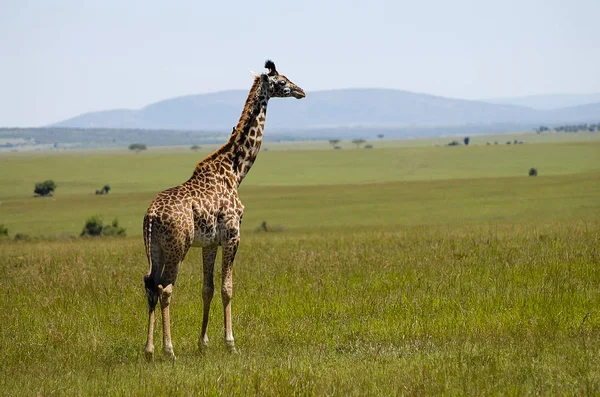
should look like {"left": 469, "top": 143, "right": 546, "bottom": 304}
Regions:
{"left": 142, "top": 60, "right": 305, "bottom": 360}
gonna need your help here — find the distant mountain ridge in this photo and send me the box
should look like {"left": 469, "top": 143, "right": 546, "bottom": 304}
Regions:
{"left": 483, "top": 92, "right": 600, "bottom": 110}
{"left": 53, "top": 88, "right": 600, "bottom": 132}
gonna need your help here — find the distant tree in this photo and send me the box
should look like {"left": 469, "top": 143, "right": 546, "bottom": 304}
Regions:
{"left": 191, "top": 145, "right": 201, "bottom": 152}
{"left": 328, "top": 139, "right": 340, "bottom": 149}
{"left": 447, "top": 140, "right": 460, "bottom": 146}
{"left": 128, "top": 143, "right": 147, "bottom": 153}
{"left": 463, "top": 136, "right": 470, "bottom": 146}
{"left": 506, "top": 141, "right": 511, "bottom": 145}
{"left": 364, "top": 144, "right": 373, "bottom": 149}
{"left": 529, "top": 168, "right": 538, "bottom": 176}
{"left": 34, "top": 180, "right": 56, "bottom": 197}
{"left": 334, "top": 146, "right": 342, "bottom": 150}
{"left": 494, "top": 141, "right": 498, "bottom": 145}
{"left": 377, "top": 134, "right": 384, "bottom": 139}
{"left": 351, "top": 139, "right": 366, "bottom": 149}
{"left": 514, "top": 139, "right": 518, "bottom": 145}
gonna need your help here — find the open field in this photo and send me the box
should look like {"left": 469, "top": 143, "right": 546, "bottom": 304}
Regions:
{"left": 1, "top": 136, "right": 599, "bottom": 237}
{"left": 1, "top": 134, "right": 600, "bottom": 395}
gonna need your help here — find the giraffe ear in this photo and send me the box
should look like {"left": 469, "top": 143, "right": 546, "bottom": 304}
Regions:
{"left": 249, "top": 71, "right": 260, "bottom": 78}
{"left": 264, "top": 60, "right": 278, "bottom": 76}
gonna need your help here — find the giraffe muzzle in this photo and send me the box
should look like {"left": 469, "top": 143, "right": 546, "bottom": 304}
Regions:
{"left": 292, "top": 89, "right": 306, "bottom": 99}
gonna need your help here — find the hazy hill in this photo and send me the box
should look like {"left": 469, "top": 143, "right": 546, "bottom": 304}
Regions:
{"left": 483, "top": 93, "right": 600, "bottom": 110}
{"left": 53, "top": 88, "right": 600, "bottom": 132}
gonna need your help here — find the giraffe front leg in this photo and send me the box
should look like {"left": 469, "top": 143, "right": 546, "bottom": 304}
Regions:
{"left": 144, "top": 310, "right": 155, "bottom": 361}
{"left": 222, "top": 238, "right": 239, "bottom": 353}
{"left": 199, "top": 246, "right": 217, "bottom": 351}
{"left": 159, "top": 283, "right": 176, "bottom": 360}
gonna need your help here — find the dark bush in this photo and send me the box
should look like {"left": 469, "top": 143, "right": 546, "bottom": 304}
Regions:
{"left": 96, "top": 185, "right": 111, "bottom": 195}
{"left": 0, "top": 224, "right": 8, "bottom": 238}
{"left": 34, "top": 180, "right": 56, "bottom": 196}
{"left": 81, "top": 216, "right": 126, "bottom": 237}
{"left": 529, "top": 168, "right": 538, "bottom": 176}
{"left": 103, "top": 218, "right": 126, "bottom": 236}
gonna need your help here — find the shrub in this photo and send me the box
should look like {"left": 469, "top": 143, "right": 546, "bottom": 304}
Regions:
{"left": 34, "top": 180, "right": 56, "bottom": 196}
{"left": 529, "top": 168, "right": 538, "bottom": 176}
{"left": 80, "top": 216, "right": 126, "bottom": 237}
{"left": 102, "top": 218, "right": 126, "bottom": 236}
{"left": 95, "top": 185, "right": 111, "bottom": 195}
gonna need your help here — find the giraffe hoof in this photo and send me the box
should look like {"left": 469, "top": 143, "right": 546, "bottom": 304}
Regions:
{"left": 198, "top": 338, "right": 209, "bottom": 352}
{"left": 163, "top": 346, "right": 176, "bottom": 361}
{"left": 225, "top": 340, "right": 237, "bottom": 354}
{"left": 144, "top": 347, "right": 154, "bottom": 362}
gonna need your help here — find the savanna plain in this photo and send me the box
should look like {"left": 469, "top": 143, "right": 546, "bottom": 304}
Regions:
{"left": 1, "top": 133, "right": 599, "bottom": 395}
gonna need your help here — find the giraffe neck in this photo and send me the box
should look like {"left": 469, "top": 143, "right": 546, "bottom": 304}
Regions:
{"left": 191, "top": 76, "right": 270, "bottom": 187}
{"left": 222, "top": 77, "right": 269, "bottom": 186}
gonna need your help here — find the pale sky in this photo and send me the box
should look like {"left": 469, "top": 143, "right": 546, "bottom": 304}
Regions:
{"left": 1, "top": 0, "right": 599, "bottom": 127}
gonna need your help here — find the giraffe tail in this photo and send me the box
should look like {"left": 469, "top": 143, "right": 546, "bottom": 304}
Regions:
{"left": 143, "top": 214, "right": 159, "bottom": 313}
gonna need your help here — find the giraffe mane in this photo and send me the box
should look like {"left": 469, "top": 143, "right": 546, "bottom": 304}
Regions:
{"left": 234, "top": 76, "right": 262, "bottom": 132}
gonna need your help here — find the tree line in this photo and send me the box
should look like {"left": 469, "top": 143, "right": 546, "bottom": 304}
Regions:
{"left": 536, "top": 123, "right": 599, "bottom": 133}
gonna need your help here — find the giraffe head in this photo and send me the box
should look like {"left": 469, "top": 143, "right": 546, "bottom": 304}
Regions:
{"left": 261, "top": 60, "right": 306, "bottom": 99}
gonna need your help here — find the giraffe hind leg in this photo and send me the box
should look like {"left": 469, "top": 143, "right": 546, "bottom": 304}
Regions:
{"left": 144, "top": 242, "right": 162, "bottom": 361}
{"left": 144, "top": 273, "right": 158, "bottom": 361}
{"left": 144, "top": 274, "right": 159, "bottom": 312}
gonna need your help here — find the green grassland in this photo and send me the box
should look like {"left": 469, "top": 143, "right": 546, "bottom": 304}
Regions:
{"left": 1, "top": 133, "right": 600, "bottom": 395}
{"left": 1, "top": 136, "right": 599, "bottom": 237}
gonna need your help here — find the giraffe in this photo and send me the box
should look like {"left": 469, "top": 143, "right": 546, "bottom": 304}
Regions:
{"left": 142, "top": 60, "right": 305, "bottom": 360}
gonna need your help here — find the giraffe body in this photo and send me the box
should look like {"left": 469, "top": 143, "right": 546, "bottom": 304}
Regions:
{"left": 143, "top": 61, "right": 305, "bottom": 360}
